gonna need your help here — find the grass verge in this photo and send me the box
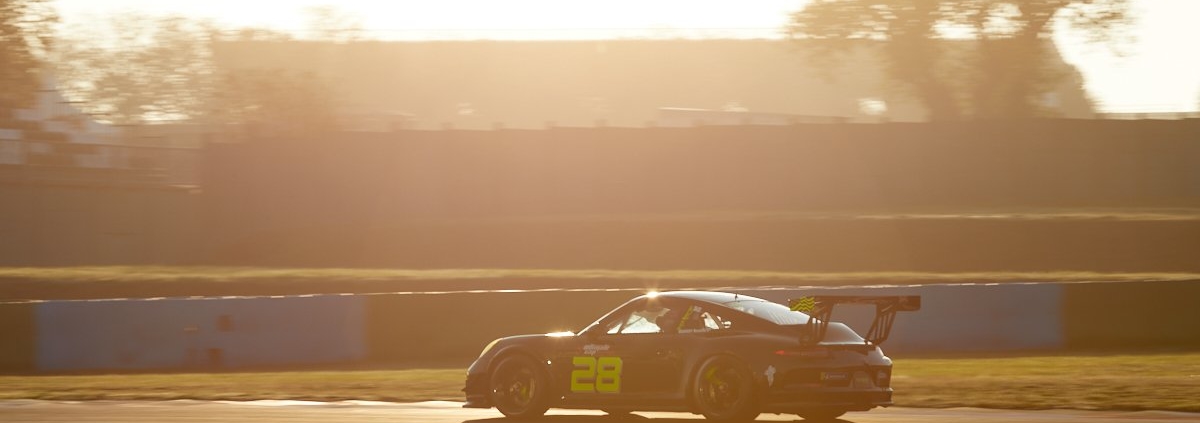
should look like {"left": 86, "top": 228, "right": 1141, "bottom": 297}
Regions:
{"left": 894, "top": 353, "right": 1200, "bottom": 412}
{"left": 2, "top": 353, "right": 1198, "bottom": 412}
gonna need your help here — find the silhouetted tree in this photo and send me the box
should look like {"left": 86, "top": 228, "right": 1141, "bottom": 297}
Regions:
{"left": 0, "top": 0, "right": 55, "bottom": 115}
{"left": 226, "top": 27, "right": 295, "bottom": 42}
{"left": 303, "top": 5, "right": 364, "bottom": 43}
{"left": 208, "top": 68, "right": 342, "bottom": 138}
{"left": 53, "top": 15, "right": 340, "bottom": 137}
{"left": 53, "top": 14, "right": 218, "bottom": 124}
{"left": 788, "top": 0, "right": 1130, "bottom": 120}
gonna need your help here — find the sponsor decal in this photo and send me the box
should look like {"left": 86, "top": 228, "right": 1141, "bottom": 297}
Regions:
{"left": 791, "top": 296, "right": 816, "bottom": 312}
{"left": 821, "top": 371, "right": 849, "bottom": 381}
{"left": 582, "top": 343, "right": 611, "bottom": 356}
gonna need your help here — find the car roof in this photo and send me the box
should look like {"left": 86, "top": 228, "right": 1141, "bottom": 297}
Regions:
{"left": 655, "top": 290, "right": 766, "bottom": 305}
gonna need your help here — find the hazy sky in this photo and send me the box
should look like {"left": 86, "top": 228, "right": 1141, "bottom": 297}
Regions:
{"left": 53, "top": 0, "right": 1200, "bottom": 113}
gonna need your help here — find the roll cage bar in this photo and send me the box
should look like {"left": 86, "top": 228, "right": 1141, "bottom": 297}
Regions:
{"left": 788, "top": 295, "right": 921, "bottom": 345}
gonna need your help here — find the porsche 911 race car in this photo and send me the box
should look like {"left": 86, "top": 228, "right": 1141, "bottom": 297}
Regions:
{"left": 463, "top": 290, "right": 919, "bottom": 421}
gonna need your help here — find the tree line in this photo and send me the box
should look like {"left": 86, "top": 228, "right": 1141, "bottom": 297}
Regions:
{"left": 2, "top": 1, "right": 353, "bottom": 137}
{"left": 2, "top": 0, "right": 1132, "bottom": 134}
{"left": 787, "top": 0, "right": 1131, "bottom": 120}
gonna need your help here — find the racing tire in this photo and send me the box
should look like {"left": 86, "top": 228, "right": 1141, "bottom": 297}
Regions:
{"left": 489, "top": 354, "right": 550, "bottom": 419}
{"left": 691, "top": 355, "right": 760, "bottom": 421}
{"left": 797, "top": 409, "right": 846, "bottom": 421}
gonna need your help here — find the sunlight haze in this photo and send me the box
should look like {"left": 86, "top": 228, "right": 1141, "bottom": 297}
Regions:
{"left": 52, "top": 0, "right": 1200, "bottom": 113}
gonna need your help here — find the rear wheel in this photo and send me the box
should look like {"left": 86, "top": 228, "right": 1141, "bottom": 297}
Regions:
{"left": 691, "top": 355, "right": 759, "bottom": 421}
{"left": 489, "top": 354, "right": 550, "bottom": 419}
{"left": 797, "top": 409, "right": 846, "bottom": 421}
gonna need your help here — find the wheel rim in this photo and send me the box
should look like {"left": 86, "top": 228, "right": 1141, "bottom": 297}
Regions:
{"left": 696, "top": 359, "right": 749, "bottom": 418}
{"left": 493, "top": 363, "right": 537, "bottom": 412}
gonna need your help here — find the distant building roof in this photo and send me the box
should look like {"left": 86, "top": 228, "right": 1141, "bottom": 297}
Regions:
{"left": 212, "top": 39, "right": 1094, "bottom": 130}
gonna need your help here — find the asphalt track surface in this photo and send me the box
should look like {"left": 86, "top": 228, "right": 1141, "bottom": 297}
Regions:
{"left": 3, "top": 401, "right": 1199, "bottom": 423}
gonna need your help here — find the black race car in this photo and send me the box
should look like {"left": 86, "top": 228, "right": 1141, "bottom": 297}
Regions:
{"left": 463, "top": 290, "right": 919, "bottom": 421}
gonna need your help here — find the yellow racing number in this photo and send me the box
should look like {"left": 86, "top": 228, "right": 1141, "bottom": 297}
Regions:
{"left": 570, "top": 356, "right": 596, "bottom": 393}
{"left": 595, "top": 356, "right": 623, "bottom": 393}
{"left": 570, "top": 356, "right": 623, "bottom": 393}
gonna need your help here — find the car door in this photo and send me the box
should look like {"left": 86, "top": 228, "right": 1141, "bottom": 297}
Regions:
{"left": 559, "top": 298, "right": 687, "bottom": 405}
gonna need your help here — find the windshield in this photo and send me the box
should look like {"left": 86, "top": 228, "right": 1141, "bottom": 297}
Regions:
{"left": 723, "top": 299, "right": 811, "bottom": 325}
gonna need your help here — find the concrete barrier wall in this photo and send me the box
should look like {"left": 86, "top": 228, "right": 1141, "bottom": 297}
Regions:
{"left": 738, "top": 284, "right": 1065, "bottom": 354}
{"left": 366, "top": 280, "right": 1198, "bottom": 362}
{"left": 1062, "top": 280, "right": 1200, "bottom": 350}
{"left": 35, "top": 295, "right": 365, "bottom": 371}
{"left": 0, "top": 302, "right": 36, "bottom": 373}
{"left": 366, "top": 290, "right": 636, "bottom": 364}
{"left": 13, "top": 280, "right": 1199, "bottom": 373}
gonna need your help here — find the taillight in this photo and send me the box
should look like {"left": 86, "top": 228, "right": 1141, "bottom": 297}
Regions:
{"left": 875, "top": 369, "right": 891, "bottom": 388}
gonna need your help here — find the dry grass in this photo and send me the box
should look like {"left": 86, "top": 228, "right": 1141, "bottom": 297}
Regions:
{"left": 894, "top": 353, "right": 1200, "bottom": 412}
{"left": 3, "top": 353, "right": 1198, "bottom": 412}
{"left": 0, "top": 369, "right": 463, "bottom": 403}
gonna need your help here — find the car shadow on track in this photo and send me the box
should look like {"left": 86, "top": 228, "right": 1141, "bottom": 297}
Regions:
{"left": 463, "top": 416, "right": 852, "bottom": 423}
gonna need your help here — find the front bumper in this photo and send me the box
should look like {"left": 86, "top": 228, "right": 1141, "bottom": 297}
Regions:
{"left": 462, "top": 370, "right": 492, "bottom": 408}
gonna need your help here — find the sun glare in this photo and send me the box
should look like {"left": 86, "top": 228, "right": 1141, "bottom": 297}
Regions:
{"left": 51, "top": 0, "right": 1200, "bottom": 112}
{"left": 55, "top": 0, "right": 797, "bottom": 40}
{"left": 349, "top": 0, "right": 797, "bottom": 40}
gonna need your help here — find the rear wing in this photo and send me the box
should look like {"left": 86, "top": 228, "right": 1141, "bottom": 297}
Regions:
{"left": 788, "top": 295, "right": 921, "bottom": 345}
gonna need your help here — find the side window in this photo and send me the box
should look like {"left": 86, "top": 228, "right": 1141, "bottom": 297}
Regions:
{"left": 665, "top": 305, "right": 730, "bottom": 334}
{"left": 697, "top": 311, "right": 723, "bottom": 331}
{"left": 599, "top": 301, "right": 736, "bottom": 335}
{"left": 620, "top": 309, "right": 664, "bottom": 334}
{"left": 604, "top": 302, "right": 675, "bottom": 335}
{"left": 604, "top": 318, "right": 623, "bottom": 335}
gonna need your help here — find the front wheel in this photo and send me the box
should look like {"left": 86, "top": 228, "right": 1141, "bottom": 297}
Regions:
{"left": 489, "top": 354, "right": 550, "bottom": 419}
{"left": 691, "top": 355, "right": 759, "bottom": 421}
